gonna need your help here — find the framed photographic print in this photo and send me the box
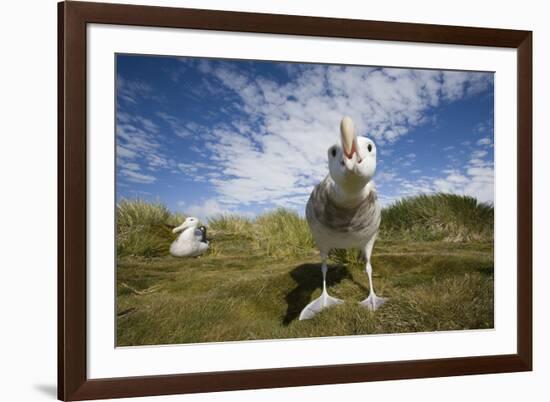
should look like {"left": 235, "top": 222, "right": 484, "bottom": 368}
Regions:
{"left": 58, "top": 1, "right": 532, "bottom": 400}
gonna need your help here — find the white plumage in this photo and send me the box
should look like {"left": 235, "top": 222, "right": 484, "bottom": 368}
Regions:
{"left": 300, "top": 116, "right": 387, "bottom": 320}
{"left": 169, "top": 217, "right": 209, "bottom": 257}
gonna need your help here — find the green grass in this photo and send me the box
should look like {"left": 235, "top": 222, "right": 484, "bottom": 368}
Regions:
{"left": 253, "top": 209, "right": 315, "bottom": 258}
{"left": 116, "top": 199, "right": 185, "bottom": 258}
{"left": 116, "top": 194, "right": 494, "bottom": 346}
{"left": 380, "top": 193, "right": 493, "bottom": 242}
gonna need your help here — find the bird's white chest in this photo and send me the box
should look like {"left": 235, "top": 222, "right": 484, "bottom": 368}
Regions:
{"left": 308, "top": 215, "right": 373, "bottom": 250}
{"left": 306, "top": 179, "right": 381, "bottom": 252}
{"left": 170, "top": 228, "right": 208, "bottom": 257}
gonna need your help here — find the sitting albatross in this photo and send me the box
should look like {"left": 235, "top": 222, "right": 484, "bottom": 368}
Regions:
{"left": 169, "top": 217, "right": 209, "bottom": 257}
{"left": 300, "top": 116, "right": 386, "bottom": 320}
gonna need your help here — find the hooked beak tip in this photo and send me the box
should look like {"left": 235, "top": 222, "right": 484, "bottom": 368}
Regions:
{"left": 343, "top": 141, "right": 356, "bottom": 160}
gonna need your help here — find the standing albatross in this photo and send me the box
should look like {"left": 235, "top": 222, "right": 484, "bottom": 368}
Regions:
{"left": 300, "top": 116, "right": 386, "bottom": 320}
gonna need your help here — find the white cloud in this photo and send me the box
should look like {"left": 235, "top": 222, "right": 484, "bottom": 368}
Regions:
{"left": 119, "top": 160, "right": 140, "bottom": 171}
{"left": 120, "top": 169, "right": 157, "bottom": 184}
{"left": 116, "top": 62, "right": 493, "bottom": 209}
{"left": 184, "top": 199, "right": 224, "bottom": 219}
{"left": 394, "top": 143, "right": 494, "bottom": 204}
{"left": 156, "top": 111, "right": 201, "bottom": 138}
{"left": 178, "top": 163, "right": 198, "bottom": 173}
{"left": 182, "top": 198, "right": 254, "bottom": 221}
{"left": 469, "top": 158, "right": 485, "bottom": 166}
{"left": 186, "top": 64, "right": 492, "bottom": 207}
{"left": 116, "top": 111, "right": 172, "bottom": 184}
{"left": 474, "top": 120, "right": 493, "bottom": 135}
{"left": 440, "top": 71, "right": 491, "bottom": 101}
{"left": 117, "top": 75, "right": 153, "bottom": 104}
{"left": 116, "top": 144, "right": 137, "bottom": 159}
{"left": 477, "top": 137, "right": 492, "bottom": 146}
{"left": 377, "top": 172, "right": 398, "bottom": 182}
{"left": 472, "top": 150, "right": 488, "bottom": 158}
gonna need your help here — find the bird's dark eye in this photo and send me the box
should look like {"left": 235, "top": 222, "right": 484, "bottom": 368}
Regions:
{"left": 367, "top": 144, "right": 372, "bottom": 152}
{"left": 331, "top": 147, "right": 337, "bottom": 157}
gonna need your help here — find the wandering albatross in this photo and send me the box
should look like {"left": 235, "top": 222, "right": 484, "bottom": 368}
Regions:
{"left": 169, "top": 217, "right": 209, "bottom": 257}
{"left": 300, "top": 116, "right": 386, "bottom": 320}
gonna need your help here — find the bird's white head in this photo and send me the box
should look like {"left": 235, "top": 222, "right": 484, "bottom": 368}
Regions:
{"left": 327, "top": 116, "right": 377, "bottom": 193}
{"left": 173, "top": 217, "right": 200, "bottom": 233}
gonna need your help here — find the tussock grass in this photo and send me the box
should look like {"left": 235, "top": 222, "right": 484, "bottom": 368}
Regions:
{"left": 207, "top": 210, "right": 314, "bottom": 258}
{"left": 116, "top": 200, "right": 175, "bottom": 258}
{"left": 254, "top": 209, "right": 314, "bottom": 258}
{"left": 116, "top": 193, "right": 493, "bottom": 260}
{"left": 331, "top": 193, "right": 493, "bottom": 264}
{"left": 380, "top": 193, "right": 493, "bottom": 242}
{"left": 208, "top": 215, "right": 254, "bottom": 236}
{"left": 117, "top": 199, "right": 172, "bottom": 228}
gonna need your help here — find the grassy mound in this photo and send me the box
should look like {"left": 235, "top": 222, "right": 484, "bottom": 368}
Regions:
{"left": 116, "top": 200, "right": 185, "bottom": 258}
{"left": 380, "top": 193, "right": 493, "bottom": 242}
{"left": 253, "top": 209, "right": 315, "bottom": 257}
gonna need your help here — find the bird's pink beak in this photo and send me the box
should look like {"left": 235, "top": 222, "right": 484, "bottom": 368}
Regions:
{"left": 340, "top": 116, "right": 362, "bottom": 165}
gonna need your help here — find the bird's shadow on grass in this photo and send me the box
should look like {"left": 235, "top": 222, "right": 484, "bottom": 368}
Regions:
{"left": 283, "top": 263, "right": 353, "bottom": 325}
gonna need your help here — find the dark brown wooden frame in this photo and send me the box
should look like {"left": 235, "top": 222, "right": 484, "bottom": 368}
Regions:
{"left": 58, "top": 1, "right": 532, "bottom": 400}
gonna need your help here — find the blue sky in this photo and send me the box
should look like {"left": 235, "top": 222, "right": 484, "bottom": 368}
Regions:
{"left": 116, "top": 54, "right": 494, "bottom": 219}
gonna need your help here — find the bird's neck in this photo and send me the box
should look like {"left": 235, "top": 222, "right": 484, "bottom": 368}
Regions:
{"left": 328, "top": 177, "right": 374, "bottom": 207}
{"left": 180, "top": 226, "right": 198, "bottom": 238}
